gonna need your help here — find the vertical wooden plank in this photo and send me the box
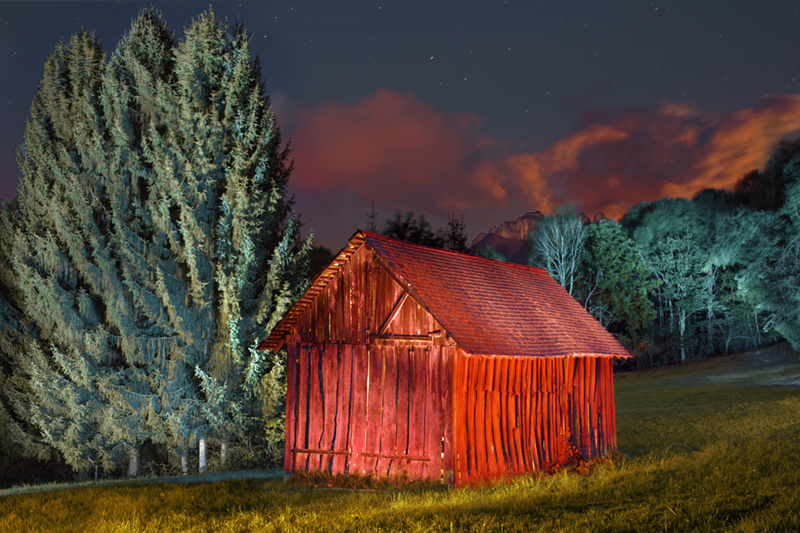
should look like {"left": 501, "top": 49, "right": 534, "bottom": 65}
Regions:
{"left": 592, "top": 357, "right": 600, "bottom": 457}
{"left": 354, "top": 249, "right": 365, "bottom": 344}
{"left": 379, "top": 346, "right": 398, "bottom": 476}
{"left": 604, "top": 358, "right": 614, "bottom": 454}
{"left": 565, "top": 356, "right": 576, "bottom": 452}
{"left": 449, "top": 348, "right": 466, "bottom": 486}
{"left": 319, "top": 344, "right": 339, "bottom": 472}
{"left": 510, "top": 393, "right": 523, "bottom": 472}
{"left": 517, "top": 360, "right": 527, "bottom": 473}
{"left": 489, "top": 382, "right": 504, "bottom": 475}
{"left": 597, "top": 357, "right": 607, "bottom": 456}
{"left": 342, "top": 259, "right": 351, "bottom": 345}
{"left": 322, "top": 283, "right": 331, "bottom": 344}
{"left": 464, "top": 355, "right": 478, "bottom": 481}
{"left": 327, "top": 276, "right": 337, "bottom": 344}
{"left": 284, "top": 339, "right": 299, "bottom": 474}
{"left": 424, "top": 346, "right": 443, "bottom": 481}
{"left": 394, "top": 347, "right": 411, "bottom": 475}
{"left": 496, "top": 357, "right": 509, "bottom": 472}
{"left": 305, "top": 346, "right": 323, "bottom": 470}
{"left": 571, "top": 357, "right": 582, "bottom": 458}
{"left": 348, "top": 345, "right": 368, "bottom": 475}
{"left": 498, "top": 357, "right": 512, "bottom": 471}
{"left": 333, "top": 272, "right": 342, "bottom": 345}
{"left": 532, "top": 391, "right": 542, "bottom": 471}
{"left": 364, "top": 346, "right": 383, "bottom": 475}
{"left": 475, "top": 356, "right": 493, "bottom": 478}
{"left": 295, "top": 343, "right": 310, "bottom": 472}
{"left": 332, "top": 345, "right": 352, "bottom": 473}
{"left": 582, "top": 357, "right": 592, "bottom": 458}
{"left": 407, "top": 346, "right": 427, "bottom": 478}
{"left": 367, "top": 254, "right": 377, "bottom": 339}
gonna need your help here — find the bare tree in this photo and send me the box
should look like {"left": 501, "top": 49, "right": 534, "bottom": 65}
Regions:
{"left": 527, "top": 212, "right": 587, "bottom": 297}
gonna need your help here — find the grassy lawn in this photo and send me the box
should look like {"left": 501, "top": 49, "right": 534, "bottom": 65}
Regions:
{"left": 2, "top": 345, "right": 799, "bottom": 532}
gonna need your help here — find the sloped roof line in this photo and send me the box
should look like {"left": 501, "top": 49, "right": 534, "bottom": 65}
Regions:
{"left": 257, "top": 232, "right": 367, "bottom": 352}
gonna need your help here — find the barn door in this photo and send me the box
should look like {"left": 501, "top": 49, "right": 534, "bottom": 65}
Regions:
{"left": 360, "top": 345, "right": 440, "bottom": 479}
{"left": 285, "top": 343, "right": 449, "bottom": 481}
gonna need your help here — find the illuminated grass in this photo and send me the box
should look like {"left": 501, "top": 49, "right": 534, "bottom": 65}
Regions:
{"left": 2, "top": 347, "right": 799, "bottom": 532}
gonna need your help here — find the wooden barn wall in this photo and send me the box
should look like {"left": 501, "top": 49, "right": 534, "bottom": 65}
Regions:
{"left": 292, "top": 244, "right": 446, "bottom": 344}
{"left": 285, "top": 342, "right": 456, "bottom": 481}
{"left": 451, "top": 353, "right": 617, "bottom": 486}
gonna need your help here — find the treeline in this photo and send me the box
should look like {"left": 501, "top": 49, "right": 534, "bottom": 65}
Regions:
{"left": 0, "top": 9, "right": 310, "bottom": 482}
{"left": 523, "top": 141, "right": 800, "bottom": 366}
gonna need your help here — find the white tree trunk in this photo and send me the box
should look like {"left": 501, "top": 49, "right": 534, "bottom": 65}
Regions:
{"left": 199, "top": 438, "right": 207, "bottom": 474}
{"left": 679, "top": 310, "right": 687, "bottom": 363}
{"left": 220, "top": 442, "right": 227, "bottom": 466}
{"left": 128, "top": 448, "right": 139, "bottom": 477}
{"left": 181, "top": 454, "right": 188, "bottom": 476}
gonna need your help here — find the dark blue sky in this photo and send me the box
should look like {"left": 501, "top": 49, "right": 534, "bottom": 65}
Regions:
{"left": 1, "top": 1, "right": 798, "bottom": 249}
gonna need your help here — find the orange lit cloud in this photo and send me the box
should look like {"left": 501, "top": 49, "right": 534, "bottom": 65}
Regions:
{"left": 288, "top": 90, "right": 799, "bottom": 247}
{"left": 663, "top": 95, "right": 800, "bottom": 198}
{"left": 522, "top": 94, "right": 799, "bottom": 219}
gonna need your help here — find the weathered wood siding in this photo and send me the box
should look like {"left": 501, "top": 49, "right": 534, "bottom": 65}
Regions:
{"left": 285, "top": 342, "right": 455, "bottom": 480}
{"left": 290, "top": 244, "right": 449, "bottom": 345}
{"left": 451, "top": 353, "right": 617, "bottom": 485}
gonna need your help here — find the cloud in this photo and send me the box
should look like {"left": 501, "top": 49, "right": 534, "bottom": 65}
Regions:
{"left": 506, "top": 94, "right": 800, "bottom": 219}
{"left": 287, "top": 89, "right": 800, "bottom": 247}
{"left": 664, "top": 95, "right": 800, "bottom": 198}
{"left": 289, "top": 89, "right": 504, "bottom": 213}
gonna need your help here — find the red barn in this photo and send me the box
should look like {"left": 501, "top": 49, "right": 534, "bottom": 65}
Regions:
{"left": 258, "top": 231, "right": 630, "bottom": 485}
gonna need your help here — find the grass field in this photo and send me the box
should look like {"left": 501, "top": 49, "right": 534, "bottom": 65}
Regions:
{"left": 2, "top": 344, "right": 799, "bottom": 532}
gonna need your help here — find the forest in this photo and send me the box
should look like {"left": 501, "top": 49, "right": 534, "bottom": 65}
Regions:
{"left": 0, "top": 5, "right": 798, "bottom": 488}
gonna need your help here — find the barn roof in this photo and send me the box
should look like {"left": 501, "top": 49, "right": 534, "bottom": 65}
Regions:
{"left": 259, "top": 230, "right": 630, "bottom": 358}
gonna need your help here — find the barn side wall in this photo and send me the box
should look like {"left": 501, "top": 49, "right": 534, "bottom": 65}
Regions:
{"left": 284, "top": 342, "right": 455, "bottom": 481}
{"left": 451, "top": 353, "right": 618, "bottom": 486}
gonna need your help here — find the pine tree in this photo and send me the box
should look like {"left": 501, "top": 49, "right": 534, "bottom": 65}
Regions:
{"left": 585, "top": 220, "right": 659, "bottom": 358}
{"left": 0, "top": 200, "right": 54, "bottom": 466}
{"left": 3, "top": 8, "right": 310, "bottom": 474}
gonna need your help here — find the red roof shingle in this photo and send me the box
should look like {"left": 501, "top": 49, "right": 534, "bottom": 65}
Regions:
{"left": 259, "top": 231, "right": 629, "bottom": 358}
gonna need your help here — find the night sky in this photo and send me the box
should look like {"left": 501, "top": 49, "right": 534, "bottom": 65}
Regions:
{"left": 1, "top": 1, "right": 798, "bottom": 250}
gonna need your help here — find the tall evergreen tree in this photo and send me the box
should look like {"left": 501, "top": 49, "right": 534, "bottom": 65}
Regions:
{"left": 2, "top": 8, "right": 310, "bottom": 474}
{"left": 0, "top": 200, "right": 54, "bottom": 467}
{"left": 585, "top": 220, "right": 659, "bottom": 359}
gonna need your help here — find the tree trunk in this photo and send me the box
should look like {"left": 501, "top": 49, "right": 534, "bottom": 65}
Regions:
{"left": 128, "top": 447, "right": 139, "bottom": 477}
{"left": 679, "top": 310, "right": 686, "bottom": 363}
{"left": 220, "top": 442, "right": 227, "bottom": 467}
{"left": 181, "top": 454, "right": 188, "bottom": 476}
{"left": 754, "top": 312, "right": 761, "bottom": 346}
{"left": 199, "top": 438, "right": 207, "bottom": 474}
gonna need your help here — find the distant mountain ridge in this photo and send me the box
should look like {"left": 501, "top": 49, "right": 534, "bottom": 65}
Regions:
{"left": 470, "top": 211, "right": 608, "bottom": 264}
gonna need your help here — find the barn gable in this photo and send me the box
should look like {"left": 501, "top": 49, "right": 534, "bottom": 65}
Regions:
{"left": 260, "top": 232, "right": 451, "bottom": 349}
